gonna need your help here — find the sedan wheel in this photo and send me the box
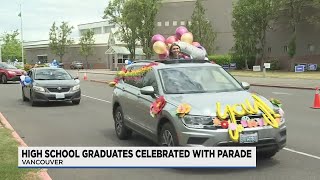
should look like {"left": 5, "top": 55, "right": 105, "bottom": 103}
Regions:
{"left": 1, "top": 75, "right": 7, "bottom": 84}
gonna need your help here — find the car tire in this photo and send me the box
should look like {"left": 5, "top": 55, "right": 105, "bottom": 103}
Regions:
{"left": 1, "top": 74, "right": 7, "bottom": 84}
{"left": 114, "top": 106, "right": 132, "bottom": 140}
{"left": 72, "top": 100, "right": 80, "bottom": 105}
{"left": 159, "top": 122, "right": 179, "bottom": 146}
{"left": 22, "top": 88, "right": 27, "bottom": 102}
{"left": 258, "top": 150, "right": 277, "bottom": 159}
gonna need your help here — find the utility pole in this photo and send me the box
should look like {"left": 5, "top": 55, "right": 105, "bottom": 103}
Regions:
{"left": 19, "top": 2, "right": 24, "bottom": 66}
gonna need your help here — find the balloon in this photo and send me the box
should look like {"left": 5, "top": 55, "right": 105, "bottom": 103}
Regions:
{"left": 24, "top": 76, "right": 31, "bottom": 83}
{"left": 166, "top": 36, "right": 179, "bottom": 45}
{"left": 158, "top": 50, "right": 169, "bottom": 59}
{"left": 153, "top": 41, "right": 167, "bottom": 54}
{"left": 192, "top": 42, "right": 201, "bottom": 47}
{"left": 175, "top": 26, "right": 189, "bottom": 39}
{"left": 151, "top": 34, "right": 165, "bottom": 44}
{"left": 20, "top": 75, "right": 26, "bottom": 82}
{"left": 174, "top": 41, "right": 207, "bottom": 60}
{"left": 181, "top": 32, "right": 193, "bottom": 44}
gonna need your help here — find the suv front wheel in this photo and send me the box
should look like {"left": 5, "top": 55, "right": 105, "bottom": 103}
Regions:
{"left": 114, "top": 106, "right": 132, "bottom": 140}
{"left": 159, "top": 122, "right": 179, "bottom": 146}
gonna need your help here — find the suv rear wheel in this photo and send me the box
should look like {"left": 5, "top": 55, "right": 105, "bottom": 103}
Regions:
{"left": 114, "top": 106, "right": 132, "bottom": 140}
{"left": 159, "top": 122, "right": 179, "bottom": 146}
{"left": 1, "top": 74, "right": 7, "bottom": 84}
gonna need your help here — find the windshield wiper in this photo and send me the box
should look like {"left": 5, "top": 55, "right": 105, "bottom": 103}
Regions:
{"left": 35, "top": 78, "right": 51, "bottom": 80}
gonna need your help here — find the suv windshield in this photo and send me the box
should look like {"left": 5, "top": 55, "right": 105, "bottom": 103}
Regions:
{"left": 34, "top": 68, "right": 72, "bottom": 80}
{"left": 159, "top": 66, "right": 244, "bottom": 94}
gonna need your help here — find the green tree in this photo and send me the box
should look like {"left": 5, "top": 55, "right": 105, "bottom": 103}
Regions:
{"left": 231, "top": 0, "right": 281, "bottom": 66}
{"left": 188, "top": 0, "right": 216, "bottom": 54}
{"left": 49, "top": 21, "right": 74, "bottom": 63}
{"left": 103, "top": 0, "right": 138, "bottom": 59}
{"left": 79, "top": 30, "right": 95, "bottom": 69}
{"left": 122, "top": 0, "right": 162, "bottom": 59}
{"left": 232, "top": 0, "right": 259, "bottom": 69}
{"left": 0, "top": 30, "right": 22, "bottom": 61}
{"left": 278, "top": 0, "right": 320, "bottom": 71}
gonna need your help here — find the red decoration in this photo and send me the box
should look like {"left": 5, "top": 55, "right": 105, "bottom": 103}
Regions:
{"left": 150, "top": 96, "right": 166, "bottom": 117}
{"left": 221, "top": 120, "right": 229, "bottom": 129}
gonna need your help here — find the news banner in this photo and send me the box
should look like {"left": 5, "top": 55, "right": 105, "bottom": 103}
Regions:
{"left": 18, "top": 147, "right": 256, "bottom": 168}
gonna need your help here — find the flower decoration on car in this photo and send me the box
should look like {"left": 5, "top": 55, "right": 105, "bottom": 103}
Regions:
{"left": 176, "top": 103, "right": 191, "bottom": 117}
{"left": 270, "top": 98, "right": 282, "bottom": 107}
{"left": 150, "top": 96, "right": 166, "bottom": 117}
{"left": 108, "top": 78, "right": 120, "bottom": 87}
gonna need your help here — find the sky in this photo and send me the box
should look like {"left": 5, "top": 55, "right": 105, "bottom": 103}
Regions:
{"left": 0, "top": 0, "right": 110, "bottom": 42}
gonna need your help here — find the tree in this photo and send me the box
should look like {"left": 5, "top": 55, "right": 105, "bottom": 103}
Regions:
{"left": 188, "top": 0, "right": 216, "bottom": 54}
{"left": 49, "top": 21, "right": 74, "bottom": 63}
{"left": 103, "top": 0, "right": 138, "bottom": 60}
{"left": 232, "top": 0, "right": 258, "bottom": 69}
{"left": 122, "top": 0, "right": 162, "bottom": 59}
{"left": 231, "top": 0, "right": 281, "bottom": 66}
{"left": 278, "top": 0, "right": 320, "bottom": 71}
{"left": 79, "top": 29, "right": 95, "bottom": 69}
{"left": 0, "top": 30, "right": 22, "bottom": 61}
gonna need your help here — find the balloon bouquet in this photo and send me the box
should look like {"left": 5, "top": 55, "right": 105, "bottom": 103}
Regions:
{"left": 19, "top": 75, "right": 32, "bottom": 87}
{"left": 151, "top": 26, "right": 207, "bottom": 60}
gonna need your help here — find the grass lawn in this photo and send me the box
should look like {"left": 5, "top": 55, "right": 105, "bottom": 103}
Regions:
{"left": 229, "top": 70, "right": 320, "bottom": 80}
{"left": 0, "top": 125, "right": 40, "bottom": 180}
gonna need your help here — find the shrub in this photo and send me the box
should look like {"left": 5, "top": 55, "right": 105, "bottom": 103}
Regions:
{"left": 207, "top": 54, "right": 232, "bottom": 65}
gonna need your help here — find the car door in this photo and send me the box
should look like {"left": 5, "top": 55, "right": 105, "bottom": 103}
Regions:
{"left": 135, "top": 69, "right": 161, "bottom": 135}
{"left": 117, "top": 65, "right": 145, "bottom": 129}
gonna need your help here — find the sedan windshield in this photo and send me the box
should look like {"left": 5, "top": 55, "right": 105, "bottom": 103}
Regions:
{"left": 34, "top": 69, "right": 72, "bottom": 80}
{"left": 158, "top": 66, "right": 244, "bottom": 94}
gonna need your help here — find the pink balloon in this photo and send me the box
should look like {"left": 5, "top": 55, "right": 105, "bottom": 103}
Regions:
{"left": 175, "top": 26, "right": 188, "bottom": 39}
{"left": 165, "top": 36, "right": 178, "bottom": 45}
{"left": 192, "top": 42, "right": 201, "bottom": 47}
{"left": 151, "top": 34, "right": 165, "bottom": 44}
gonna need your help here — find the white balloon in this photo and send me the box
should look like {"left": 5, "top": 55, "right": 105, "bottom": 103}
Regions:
{"left": 174, "top": 41, "right": 207, "bottom": 60}
{"left": 20, "top": 75, "right": 26, "bottom": 81}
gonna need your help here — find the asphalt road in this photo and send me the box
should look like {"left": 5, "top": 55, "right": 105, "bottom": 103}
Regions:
{"left": 0, "top": 80, "right": 319, "bottom": 180}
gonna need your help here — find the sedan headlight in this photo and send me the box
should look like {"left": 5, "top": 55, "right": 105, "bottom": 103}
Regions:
{"left": 33, "top": 86, "right": 45, "bottom": 92}
{"left": 182, "top": 115, "right": 214, "bottom": 129}
{"left": 72, "top": 85, "right": 80, "bottom": 91}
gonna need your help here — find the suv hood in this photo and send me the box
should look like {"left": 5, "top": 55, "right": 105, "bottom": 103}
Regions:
{"left": 164, "top": 91, "right": 274, "bottom": 116}
{"left": 33, "top": 79, "right": 78, "bottom": 87}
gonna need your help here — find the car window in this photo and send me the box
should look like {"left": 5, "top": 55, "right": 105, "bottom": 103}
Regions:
{"left": 0, "top": 64, "right": 4, "bottom": 68}
{"left": 34, "top": 69, "right": 72, "bottom": 80}
{"left": 159, "top": 66, "right": 243, "bottom": 94}
{"left": 3, "top": 63, "right": 17, "bottom": 69}
{"left": 142, "top": 70, "right": 159, "bottom": 94}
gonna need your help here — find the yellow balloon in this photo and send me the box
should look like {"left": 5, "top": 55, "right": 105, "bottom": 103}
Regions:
{"left": 153, "top": 41, "right": 167, "bottom": 54}
{"left": 181, "top": 32, "right": 193, "bottom": 44}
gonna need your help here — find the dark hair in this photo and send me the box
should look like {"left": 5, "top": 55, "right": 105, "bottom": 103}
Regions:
{"left": 169, "top": 44, "right": 181, "bottom": 59}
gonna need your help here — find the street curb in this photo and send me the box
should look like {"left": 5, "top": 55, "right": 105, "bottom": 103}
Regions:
{"left": 89, "top": 79, "right": 316, "bottom": 90}
{"left": 78, "top": 71, "right": 116, "bottom": 75}
{"left": 0, "top": 112, "right": 52, "bottom": 180}
{"left": 89, "top": 80, "right": 109, "bottom": 84}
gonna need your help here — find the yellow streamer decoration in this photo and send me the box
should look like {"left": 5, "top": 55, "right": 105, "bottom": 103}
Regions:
{"left": 216, "top": 94, "right": 282, "bottom": 142}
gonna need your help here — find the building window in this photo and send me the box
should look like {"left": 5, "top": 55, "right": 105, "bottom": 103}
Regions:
{"left": 283, "top": 46, "right": 288, "bottom": 53}
{"left": 117, "top": 55, "right": 129, "bottom": 64}
{"left": 172, "top": 21, "right": 177, "bottom": 26}
{"left": 180, "top": 21, "right": 185, "bottom": 26}
{"left": 268, "top": 47, "right": 272, "bottom": 53}
{"left": 188, "top": 21, "right": 192, "bottom": 26}
{"left": 308, "top": 44, "right": 315, "bottom": 52}
{"left": 157, "top": 22, "right": 162, "bottom": 27}
{"left": 165, "top": 21, "right": 169, "bottom": 26}
{"left": 93, "top": 27, "right": 102, "bottom": 34}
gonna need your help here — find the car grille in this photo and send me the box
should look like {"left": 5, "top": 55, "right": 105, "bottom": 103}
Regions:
{"left": 47, "top": 87, "right": 70, "bottom": 93}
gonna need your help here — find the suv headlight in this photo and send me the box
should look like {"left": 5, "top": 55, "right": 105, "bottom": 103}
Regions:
{"left": 33, "top": 86, "right": 45, "bottom": 92}
{"left": 72, "top": 85, "right": 80, "bottom": 91}
{"left": 274, "top": 107, "right": 285, "bottom": 123}
{"left": 182, "top": 115, "right": 214, "bottom": 129}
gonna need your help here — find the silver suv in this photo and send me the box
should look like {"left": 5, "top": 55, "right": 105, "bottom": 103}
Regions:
{"left": 111, "top": 60, "right": 287, "bottom": 158}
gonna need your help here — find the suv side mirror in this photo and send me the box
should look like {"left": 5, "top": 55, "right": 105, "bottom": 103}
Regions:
{"left": 140, "top": 86, "right": 155, "bottom": 95}
{"left": 241, "top": 82, "right": 250, "bottom": 90}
